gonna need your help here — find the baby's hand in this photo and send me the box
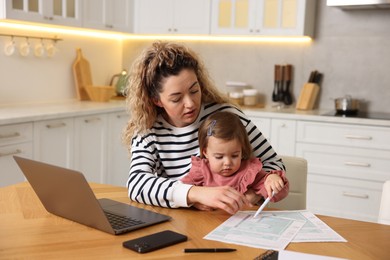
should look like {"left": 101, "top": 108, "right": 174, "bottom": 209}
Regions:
{"left": 264, "top": 174, "right": 284, "bottom": 198}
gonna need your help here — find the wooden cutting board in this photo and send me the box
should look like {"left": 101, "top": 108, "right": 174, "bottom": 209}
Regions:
{"left": 72, "top": 48, "right": 91, "bottom": 100}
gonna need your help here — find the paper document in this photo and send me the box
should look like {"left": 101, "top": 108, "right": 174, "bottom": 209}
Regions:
{"left": 204, "top": 210, "right": 346, "bottom": 250}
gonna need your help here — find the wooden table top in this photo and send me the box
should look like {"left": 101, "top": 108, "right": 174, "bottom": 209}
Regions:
{"left": 1, "top": 182, "right": 389, "bottom": 260}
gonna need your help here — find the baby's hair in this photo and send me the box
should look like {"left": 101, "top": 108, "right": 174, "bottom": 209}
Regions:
{"left": 198, "top": 111, "right": 253, "bottom": 160}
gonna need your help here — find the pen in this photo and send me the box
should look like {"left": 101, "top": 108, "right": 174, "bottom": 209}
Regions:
{"left": 253, "top": 191, "right": 275, "bottom": 218}
{"left": 184, "top": 248, "right": 236, "bottom": 253}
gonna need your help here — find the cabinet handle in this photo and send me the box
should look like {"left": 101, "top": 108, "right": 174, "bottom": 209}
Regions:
{"left": 0, "top": 132, "right": 20, "bottom": 139}
{"left": 116, "top": 114, "right": 127, "bottom": 119}
{"left": 46, "top": 122, "right": 66, "bottom": 129}
{"left": 342, "top": 192, "right": 369, "bottom": 199}
{"left": 0, "top": 149, "right": 22, "bottom": 157}
{"left": 344, "top": 134, "right": 372, "bottom": 140}
{"left": 44, "top": 16, "right": 53, "bottom": 20}
{"left": 105, "top": 24, "right": 113, "bottom": 29}
{"left": 84, "top": 117, "right": 101, "bottom": 123}
{"left": 344, "top": 161, "right": 371, "bottom": 167}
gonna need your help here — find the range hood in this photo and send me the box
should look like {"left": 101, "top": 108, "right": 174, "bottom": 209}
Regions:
{"left": 327, "top": 0, "right": 390, "bottom": 9}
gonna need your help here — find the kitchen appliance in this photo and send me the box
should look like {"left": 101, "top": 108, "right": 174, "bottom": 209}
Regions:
{"left": 334, "top": 95, "right": 361, "bottom": 115}
{"left": 110, "top": 69, "right": 129, "bottom": 96}
{"left": 321, "top": 111, "right": 390, "bottom": 120}
{"left": 327, "top": 0, "right": 390, "bottom": 9}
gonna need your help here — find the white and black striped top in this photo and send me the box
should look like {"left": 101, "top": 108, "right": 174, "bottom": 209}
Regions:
{"left": 127, "top": 103, "right": 285, "bottom": 208}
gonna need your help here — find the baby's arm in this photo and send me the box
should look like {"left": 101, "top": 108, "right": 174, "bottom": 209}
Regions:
{"left": 264, "top": 173, "right": 285, "bottom": 198}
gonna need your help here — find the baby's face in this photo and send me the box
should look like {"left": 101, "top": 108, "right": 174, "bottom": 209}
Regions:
{"left": 203, "top": 137, "right": 242, "bottom": 177}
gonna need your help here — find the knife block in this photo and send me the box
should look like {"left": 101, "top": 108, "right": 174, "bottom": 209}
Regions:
{"left": 296, "top": 83, "right": 319, "bottom": 110}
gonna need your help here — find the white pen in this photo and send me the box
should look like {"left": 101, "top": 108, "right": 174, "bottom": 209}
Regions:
{"left": 253, "top": 191, "right": 275, "bottom": 218}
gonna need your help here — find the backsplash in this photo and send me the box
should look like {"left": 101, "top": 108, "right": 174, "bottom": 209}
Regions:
{"left": 1, "top": 0, "right": 389, "bottom": 113}
{"left": 123, "top": 0, "right": 390, "bottom": 113}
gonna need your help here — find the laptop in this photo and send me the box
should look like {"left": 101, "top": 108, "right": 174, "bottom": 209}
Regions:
{"left": 13, "top": 156, "right": 171, "bottom": 235}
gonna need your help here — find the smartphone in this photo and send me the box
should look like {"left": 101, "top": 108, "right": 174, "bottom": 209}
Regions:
{"left": 122, "top": 230, "right": 188, "bottom": 254}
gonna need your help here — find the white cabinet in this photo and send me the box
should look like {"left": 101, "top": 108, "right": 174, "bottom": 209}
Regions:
{"left": 33, "top": 118, "right": 74, "bottom": 168}
{"left": 83, "top": 0, "right": 134, "bottom": 32}
{"left": 3, "top": 0, "right": 82, "bottom": 27}
{"left": 134, "top": 0, "right": 211, "bottom": 34}
{"left": 211, "top": 0, "right": 316, "bottom": 36}
{"left": 296, "top": 121, "right": 390, "bottom": 223}
{"left": 270, "top": 118, "right": 296, "bottom": 156}
{"left": 106, "top": 111, "right": 130, "bottom": 186}
{"left": 249, "top": 115, "right": 296, "bottom": 156}
{"left": 74, "top": 113, "right": 108, "bottom": 184}
{"left": 0, "top": 123, "right": 33, "bottom": 187}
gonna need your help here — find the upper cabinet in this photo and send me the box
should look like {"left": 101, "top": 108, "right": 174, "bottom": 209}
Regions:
{"left": 83, "top": 0, "right": 134, "bottom": 32}
{"left": 3, "top": 0, "right": 82, "bottom": 27}
{"left": 134, "top": 0, "right": 211, "bottom": 35}
{"left": 211, "top": 0, "right": 316, "bottom": 37}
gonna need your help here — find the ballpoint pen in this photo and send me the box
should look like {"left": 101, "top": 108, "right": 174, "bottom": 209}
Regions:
{"left": 253, "top": 191, "right": 275, "bottom": 218}
{"left": 184, "top": 248, "right": 236, "bottom": 253}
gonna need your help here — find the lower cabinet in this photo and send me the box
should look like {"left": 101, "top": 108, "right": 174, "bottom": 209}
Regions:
{"left": 33, "top": 111, "right": 129, "bottom": 185}
{"left": 33, "top": 118, "right": 74, "bottom": 168}
{"left": 249, "top": 115, "right": 296, "bottom": 156}
{"left": 107, "top": 112, "right": 130, "bottom": 186}
{"left": 296, "top": 121, "right": 390, "bottom": 223}
{"left": 0, "top": 123, "right": 33, "bottom": 187}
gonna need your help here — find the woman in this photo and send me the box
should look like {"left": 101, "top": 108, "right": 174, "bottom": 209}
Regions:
{"left": 123, "top": 41, "right": 285, "bottom": 215}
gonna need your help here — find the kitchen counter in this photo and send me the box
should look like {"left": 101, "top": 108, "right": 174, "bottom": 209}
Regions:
{"left": 242, "top": 105, "right": 390, "bottom": 127}
{"left": 0, "top": 99, "right": 127, "bottom": 125}
{"left": 1, "top": 101, "right": 390, "bottom": 127}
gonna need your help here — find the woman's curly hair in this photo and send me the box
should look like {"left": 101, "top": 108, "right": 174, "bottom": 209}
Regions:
{"left": 122, "top": 41, "right": 230, "bottom": 152}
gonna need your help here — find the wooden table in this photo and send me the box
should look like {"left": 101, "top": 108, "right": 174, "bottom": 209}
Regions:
{"left": 1, "top": 182, "right": 389, "bottom": 260}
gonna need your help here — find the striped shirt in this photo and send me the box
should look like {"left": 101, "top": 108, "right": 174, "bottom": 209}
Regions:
{"left": 127, "top": 103, "right": 285, "bottom": 208}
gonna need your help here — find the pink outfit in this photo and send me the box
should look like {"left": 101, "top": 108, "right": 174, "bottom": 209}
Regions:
{"left": 181, "top": 156, "right": 289, "bottom": 202}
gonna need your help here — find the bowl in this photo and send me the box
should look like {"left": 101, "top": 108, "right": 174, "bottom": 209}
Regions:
{"left": 85, "top": 85, "right": 115, "bottom": 102}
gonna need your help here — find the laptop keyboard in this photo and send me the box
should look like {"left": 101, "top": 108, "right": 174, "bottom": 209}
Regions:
{"left": 104, "top": 211, "right": 145, "bottom": 230}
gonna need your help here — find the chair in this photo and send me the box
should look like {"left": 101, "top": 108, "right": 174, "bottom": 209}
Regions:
{"left": 268, "top": 155, "right": 308, "bottom": 210}
{"left": 378, "top": 180, "right": 390, "bottom": 225}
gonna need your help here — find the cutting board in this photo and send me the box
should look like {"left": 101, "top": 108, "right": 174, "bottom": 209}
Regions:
{"left": 296, "top": 83, "right": 319, "bottom": 110}
{"left": 72, "top": 48, "right": 91, "bottom": 100}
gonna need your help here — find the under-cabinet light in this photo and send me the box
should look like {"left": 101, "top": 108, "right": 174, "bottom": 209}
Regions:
{"left": 0, "top": 21, "right": 312, "bottom": 43}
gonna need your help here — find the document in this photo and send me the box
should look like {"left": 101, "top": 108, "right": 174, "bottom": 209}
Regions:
{"left": 204, "top": 211, "right": 305, "bottom": 250}
{"left": 204, "top": 210, "right": 346, "bottom": 250}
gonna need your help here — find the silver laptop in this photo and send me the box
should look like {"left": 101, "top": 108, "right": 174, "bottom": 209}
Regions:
{"left": 14, "top": 156, "right": 171, "bottom": 235}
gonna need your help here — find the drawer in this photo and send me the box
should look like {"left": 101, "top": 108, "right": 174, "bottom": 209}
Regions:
{"left": 307, "top": 174, "right": 382, "bottom": 223}
{"left": 296, "top": 143, "right": 390, "bottom": 182}
{"left": 0, "top": 123, "right": 33, "bottom": 146}
{"left": 297, "top": 121, "right": 390, "bottom": 150}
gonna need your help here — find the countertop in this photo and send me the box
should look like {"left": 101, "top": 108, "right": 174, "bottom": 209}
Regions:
{"left": 1, "top": 100, "right": 390, "bottom": 127}
{"left": 0, "top": 99, "right": 127, "bottom": 125}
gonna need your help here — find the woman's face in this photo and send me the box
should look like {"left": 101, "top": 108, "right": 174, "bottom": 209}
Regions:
{"left": 203, "top": 137, "right": 242, "bottom": 177}
{"left": 154, "top": 69, "right": 202, "bottom": 127}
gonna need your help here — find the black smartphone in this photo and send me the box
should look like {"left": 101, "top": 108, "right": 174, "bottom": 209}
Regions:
{"left": 122, "top": 230, "right": 188, "bottom": 254}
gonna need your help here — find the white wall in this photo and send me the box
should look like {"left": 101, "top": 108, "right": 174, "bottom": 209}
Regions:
{"left": 0, "top": 26, "right": 122, "bottom": 105}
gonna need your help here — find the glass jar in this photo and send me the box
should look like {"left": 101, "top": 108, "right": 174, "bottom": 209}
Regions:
{"left": 243, "top": 89, "right": 258, "bottom": 106}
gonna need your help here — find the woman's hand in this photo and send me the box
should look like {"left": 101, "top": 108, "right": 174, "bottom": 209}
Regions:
{"left": 264, "top": 174, "right": 284, "bottom": 198}
{"left": 187, "top": 186, "right": 250, "bottom": 215}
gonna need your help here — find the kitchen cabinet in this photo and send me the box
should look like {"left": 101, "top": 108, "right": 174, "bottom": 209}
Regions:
{"left": 33, "top": 118, "right": 74, "bottom": 169}
{"left": 83, "top": 0, "right": 134, "bottom": 32}
{"left": 249, "top": 115, "right": 295, "bottom": 156}
{"left": 270, "top": 118, "right": 296, "bottom": 156}
{"left": 210, "top": 0, "right": 316, "bottom": 37}
{"left": 0, "top": 123, "right": 33, "bottom": 187}
{"left": 296, "top": 121, "right": 390, "bottom": 223}
{"left": 74, "top": 113, "right": 107, "bottom": 184}
{"left": 134, "top": 0, "right": 211, "bottom": 34}
{"left": 3, "top": 0, "right": 82, "bottom": 27}
{"left": 106, "top": 111, "right": 130, "bottom": 186}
